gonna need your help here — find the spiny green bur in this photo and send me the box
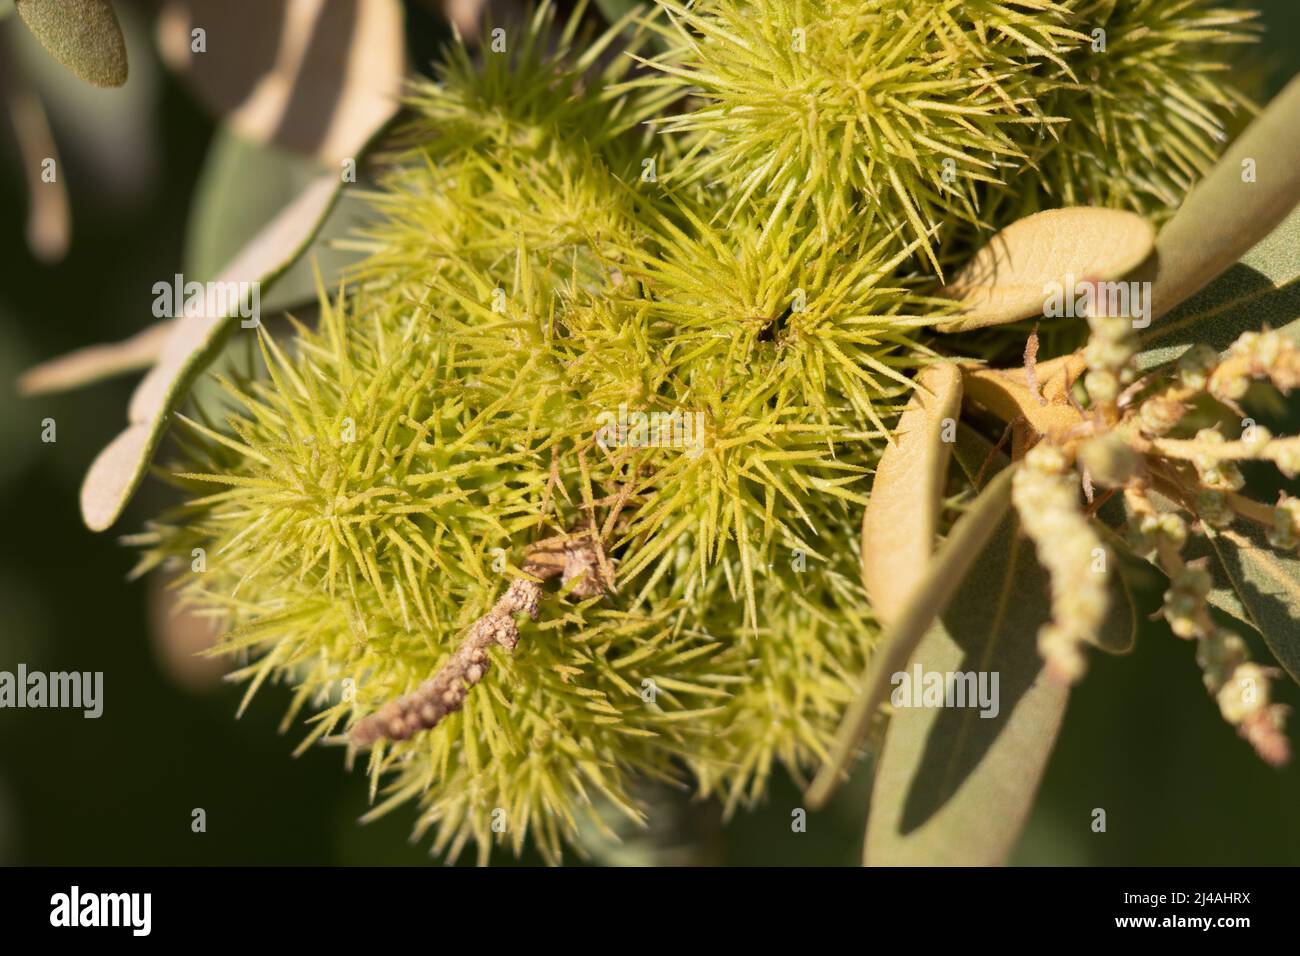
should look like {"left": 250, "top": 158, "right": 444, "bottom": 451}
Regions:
{"left": 138, "top": 1, "right": 1252, "bottom": 863}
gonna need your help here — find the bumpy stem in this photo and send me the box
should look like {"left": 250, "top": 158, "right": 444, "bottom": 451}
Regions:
{"left": 350, "top": 535, "right": 608, "bottom": 747}
{"left": 350, "top": 578, "right": 544, "bottom": 746}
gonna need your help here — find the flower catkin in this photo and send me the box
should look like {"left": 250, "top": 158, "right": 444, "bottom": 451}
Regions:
{"left": 1011, "top": 443, "right": 1110, "bottom": 684}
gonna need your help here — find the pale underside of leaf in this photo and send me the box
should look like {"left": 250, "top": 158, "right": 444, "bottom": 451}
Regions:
{"left": 15, "top": 0, "right": 127, "bottom": 88}
{"left": 861, "top": 362, "right": 963, "bottom": 627}
{"left": 959, "top": 353, "right": 1086, "bottom": 445}
{"left": 79, "top": 174, "right": 343, "bottom": 532}
{"left": 155, "top": 0, "right": 405, "bottom": 164}
{"left": 939, "top": 208, "right": 1155, "bottom": 332}
{"left": 2, "top": 78, "right": 68, "bottom": 262}
{"left": 18, "top": 319, "right": 174, "bottom": 396}
{"left": 806, "top": 465, "right": 1017, "bottom": 810}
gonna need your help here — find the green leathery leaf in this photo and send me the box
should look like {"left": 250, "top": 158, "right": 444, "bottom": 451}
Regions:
{"left": 1136, "top": 204, "right": 1300, "bottom": 369}
{"left": 15, "top": 0, "right": 128, "bottom": 88}
{"left": 805, "top": 464, "right": 1016, "bottom": 810}
{"left": 1199, "top": 523, "right": 1300, "bottom": 687}
{"left": 1144, "top": 73, "right": 1300, "bottom": 320}
{"left": 953, "top": 422, "right": 1136, "bottom": 655}
{"left": 863, "top": 509, "right": 1068, "bottom": 866}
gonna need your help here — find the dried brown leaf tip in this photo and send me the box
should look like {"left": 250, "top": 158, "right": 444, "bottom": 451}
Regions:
{"left": 349, "top": 533, "right": 611, "bottom": 748}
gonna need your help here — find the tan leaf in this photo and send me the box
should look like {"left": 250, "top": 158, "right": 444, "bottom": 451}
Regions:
{"left": 156, "top": 0, "right": 404, "bottom": 164}
{"left": 862, "top": 363, "right": 962, "bottom": 627}
{"left": 939, "top": 208, "right": 1155, "bottom": 332}
{"left": 15, "top": 0, "right": 127, "bottom": 88}
{"left": 18, "top": 319, "right": 174, "bottom": 396}
{"left": 80, "top": 174, "right": 342, "bottom": 532}
{"left": 148, "top": 575, "right": 224, "bottom": 692}
{"left": 3, "top": 81, "right": 68, "bottom": 262}
{"left": 959, "top": 353, "right": 1086, "bottom": 445}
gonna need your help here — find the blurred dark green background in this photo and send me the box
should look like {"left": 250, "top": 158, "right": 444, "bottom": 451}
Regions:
{"left": 1, "top": 0, "right": 1298, "bottom": 866}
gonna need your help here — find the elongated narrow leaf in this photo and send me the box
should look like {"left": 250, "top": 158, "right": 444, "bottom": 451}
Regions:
{"left": 1199, "top": 524, "right": 1300, "bottom": 686}
{"left": 15, "top": 0, "right": 127, "bottom": 87}
{"left": 79, "top": 174, "right": 343, "bottom": 532}
{"left": 18, "top": 319, "right": 173, "bottom": 395}
{"left": 1134, "top": 72, "right": 1300, "bottom": 329}
{"left": 806, "top": 465, "right": 1016, "bottom": 809}
{"left": 864, "top": 511, "right": 1068, "bottom": 866}
{"left": 3, "top": 80, "right": 68, "bottom": 262}
{"left": 939, "top": 208, "right": 1154, "bottom": 332}
{"left": 185, "top": 125, "right": 375, "bottom": 312}
{"left": 1137, "top": 203, "right": 1300, "bottom": 369}
{"left": 862, "top": 363, "right": 962, "bottom": 626}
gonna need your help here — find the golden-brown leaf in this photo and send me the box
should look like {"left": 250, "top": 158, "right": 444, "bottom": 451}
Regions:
{"left": 862, "top": 363, "right": 962, "bottom": 627}
{"left": 18, "top": 320, "right": 174, "bottom": 396}
{"left": 940, "top": 208, "right": 1155, "bottom": 332}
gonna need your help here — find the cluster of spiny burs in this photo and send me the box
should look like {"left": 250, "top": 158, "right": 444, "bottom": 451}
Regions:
{"left": 136, "top": 0, "right": 1259, "bottom": 862}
